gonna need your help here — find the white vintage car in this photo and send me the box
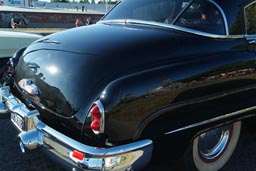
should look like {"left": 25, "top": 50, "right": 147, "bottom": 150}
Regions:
{"left": 0, "top": 30, "right": 42, "bottom": 73}
{"left": 0, "top": 30, "right": 42, "bottom": 59}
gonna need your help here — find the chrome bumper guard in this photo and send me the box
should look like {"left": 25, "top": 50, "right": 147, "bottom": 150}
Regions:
{"left": 0, "top": 86, "right": 153, "bottom": 171}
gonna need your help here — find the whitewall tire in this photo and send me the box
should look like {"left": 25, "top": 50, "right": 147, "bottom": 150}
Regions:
{"left": 192, "top": 121, "right": 241, "bottom": 171}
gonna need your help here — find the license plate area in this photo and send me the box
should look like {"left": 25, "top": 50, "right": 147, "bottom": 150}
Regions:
{"left": 11, "top": 113, "right": 25, "bottom": 132}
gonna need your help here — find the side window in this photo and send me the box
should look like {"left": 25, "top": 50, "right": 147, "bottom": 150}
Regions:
{"left": 175, "top": 0, "right": 225, "bottom": 35}
{"left": 245, "top": 1, "right": 256, "bottom": 35}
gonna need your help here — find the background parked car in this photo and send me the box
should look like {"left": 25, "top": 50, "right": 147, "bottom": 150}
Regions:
{"left": 0, "top": 30, "right": 42, "bottom": 64}
{"left": 0, "top": 30, "right": 42, "bottom": 79}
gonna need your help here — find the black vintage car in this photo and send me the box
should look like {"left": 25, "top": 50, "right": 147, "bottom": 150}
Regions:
{"left": 1, "top": 0, "right": 256, "bottom": 170}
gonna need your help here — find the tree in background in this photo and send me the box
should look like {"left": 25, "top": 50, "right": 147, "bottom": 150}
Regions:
{"left": 51, "top": 0, "right": 69, "bottom": 2}
{"left": 79, "top": 0, "right": 90, "bottom": 3}
{"left": 98, "top": 0, "right": 118, "bottom": 4}
{"left": 108, "top": 0, "right": 118, "bottom": 4}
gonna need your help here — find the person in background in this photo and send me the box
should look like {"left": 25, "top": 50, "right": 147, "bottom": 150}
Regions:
{"left": 200, "top": 2, "right": 221, "bottom": 24}
{"left": 75, "top": 18, "right": 83, "bottom": 27}
{"left": 10, "top": 14, "right": 17, "bottom": 28}
{"left": 86, "top": 18, "right": 91, "bottom": 25}
{"left": 17, "top": 19, "right": 26, "bottom": 28}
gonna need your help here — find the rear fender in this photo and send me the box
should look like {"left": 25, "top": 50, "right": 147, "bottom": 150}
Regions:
{"left": 99, "top": 65, "right": 175, "bottom": 143}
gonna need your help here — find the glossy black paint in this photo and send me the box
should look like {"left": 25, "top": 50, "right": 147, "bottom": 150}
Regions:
{"left": 98, "top": 35, "right": 256, "bottom": 143}
{"left": 12, "top": 0, "right": 256, "bottom": 153}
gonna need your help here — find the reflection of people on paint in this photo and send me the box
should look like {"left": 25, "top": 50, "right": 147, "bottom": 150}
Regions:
{"left": 10, "top": 14, "right": 28, "bottom": 28}
{"left": 86, "top": 18, "right": 91, "bottom": 25}
{"left": 10, "top": 18, "right": 16, "bottom": 28}
{"left": 10, "top": 14, "right": 18, "bottom": 28}
{"left": 75, "top": 18, "right": 82, "bottom": 27}
{"left": 17, "top": 19, "right": 26, "bottom": 28}
{"left": 11, "top": 19, "right": 27, "bottom": 28}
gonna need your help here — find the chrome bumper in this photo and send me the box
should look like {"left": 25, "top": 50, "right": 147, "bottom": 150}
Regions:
{"left": 0, "top": 86, "right": 153, "bottom": 171}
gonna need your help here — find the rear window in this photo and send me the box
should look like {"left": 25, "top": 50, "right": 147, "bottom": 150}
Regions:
{"left": 104, "top": 0, "right": 226, "bottom": 35}
{"left": 174, "top": 0, "right": 225, "bottom": 35}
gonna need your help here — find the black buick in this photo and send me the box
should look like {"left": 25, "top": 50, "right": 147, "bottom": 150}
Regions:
{"left": 2, "top": 0, "right": 256, "bottom": 171}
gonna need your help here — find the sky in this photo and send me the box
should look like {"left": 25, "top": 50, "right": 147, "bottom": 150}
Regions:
{"left": 39, "top": 0, "right": 109, "bottom": 3}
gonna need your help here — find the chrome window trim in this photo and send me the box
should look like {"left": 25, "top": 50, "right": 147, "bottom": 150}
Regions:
{"left": 99, "top": 19, "right": 244, "bottom": 39}
{"left": 171, "top": 0, "right": 194, "bottom": 24}
{"left": 245, "top": 0, "right": 256, "bottom": 9}
{"left": 209, "top": 0, "right": 229, "bottom": 35}
{"left": 174, "top": 0, "right": 229, "bottom": 35}
{"left": 245, "top": 34, "right": 256, "bottom": 38}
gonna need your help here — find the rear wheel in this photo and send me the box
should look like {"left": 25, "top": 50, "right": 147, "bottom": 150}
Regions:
{"left": 186, "top": 121, "right": 241, "bottom": 171}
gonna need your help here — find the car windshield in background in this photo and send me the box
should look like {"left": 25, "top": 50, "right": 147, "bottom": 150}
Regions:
{"left": 103, "top": 0, "right": 226, "bottom": 35}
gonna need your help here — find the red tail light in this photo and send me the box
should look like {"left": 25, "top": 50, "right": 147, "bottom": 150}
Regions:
{"left": 71, "top": 150, "right": 85, "bottom": 161}
{"left": 90, "top": 105, "right": 100, "bottom": 131}
{"left": 89, "top": 101, "right": 105, "bottom": 134}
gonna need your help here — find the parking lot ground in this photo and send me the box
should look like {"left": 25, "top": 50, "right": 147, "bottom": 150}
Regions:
{"left": 0, "top": 119, "right": 63, "bottom": 171}
{"left": 2, "top": 115, "right": 256, "bottom": 171}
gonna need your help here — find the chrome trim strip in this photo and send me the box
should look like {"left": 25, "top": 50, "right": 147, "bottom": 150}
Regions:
{"left": 171, "top": 0, "right": 193, "bottom": 24}
{"left": 244, "top": 3, "right": 247, "bottom": 35}
{"left": 164, "top": 105, "right": 256, "bottom": 135}
{"left": 98, "top": 19, "right": 244, "bottom": 39}
{"left": 245, "top": 34, "right": 256, "bottom": 38}
{"left": 209, "top": 0, "right": 229, "bottom": 35}
{"left": 163, "top": 85, "right": 256, "bottom": 135}
{"left": 95, "top": 100, "right": 105, "bottom": 134}
{"left": 245, "top": 0, "right": 256, "bottom": 9}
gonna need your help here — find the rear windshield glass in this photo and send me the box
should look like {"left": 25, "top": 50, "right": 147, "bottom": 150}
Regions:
{"left": 103, "top": 0, "right": 225, "bottom": 35}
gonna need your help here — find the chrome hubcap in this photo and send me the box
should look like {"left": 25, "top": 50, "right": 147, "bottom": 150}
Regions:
{"left": 198, "top": 125, "right": 232, "bottom": 161}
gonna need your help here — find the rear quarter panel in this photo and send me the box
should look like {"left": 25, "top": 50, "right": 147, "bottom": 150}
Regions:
{"left": 98, "top": 35, "right": 256, "bottom": 145}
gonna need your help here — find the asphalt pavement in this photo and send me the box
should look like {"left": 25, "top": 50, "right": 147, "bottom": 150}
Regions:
{"left": 0, "top": 118, "right": 63, "bottom": 171}
{"left": 1, "top": 116, "right": 256, "bottom": 171}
